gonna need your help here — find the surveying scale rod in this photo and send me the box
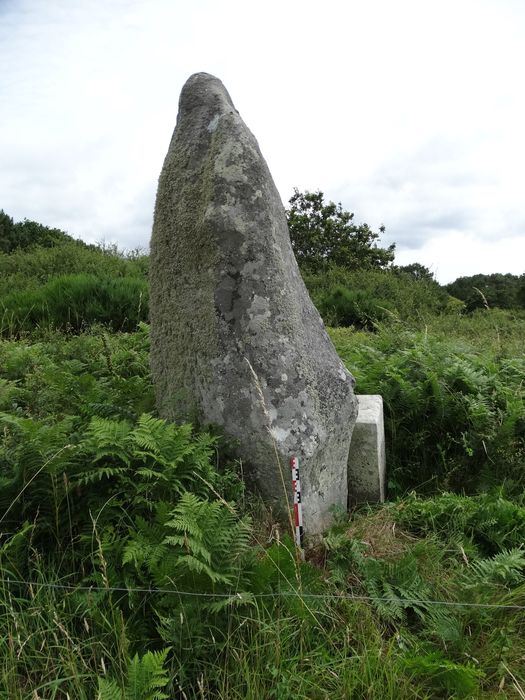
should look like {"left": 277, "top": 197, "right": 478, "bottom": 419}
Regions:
{"left": 290, "top": 455, "right": 304, "bottom": 552}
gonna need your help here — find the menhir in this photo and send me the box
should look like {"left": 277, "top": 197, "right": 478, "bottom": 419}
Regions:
{"left": 149, "top": 72, "right": 358, "bottom": 536}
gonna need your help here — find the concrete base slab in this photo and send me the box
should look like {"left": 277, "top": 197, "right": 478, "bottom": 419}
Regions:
{"left": 348, "top": 395, "right": 386, "bottom": 506}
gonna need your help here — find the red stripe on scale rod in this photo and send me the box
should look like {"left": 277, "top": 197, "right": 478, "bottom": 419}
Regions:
{"left": 290, "top": 456, "right": 304, "bottom": 549}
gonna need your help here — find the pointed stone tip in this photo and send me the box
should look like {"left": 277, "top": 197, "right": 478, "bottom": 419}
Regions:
{"left": 179, "top": 72, "right": 235, "bottom": 115}
{"left": 186, "top": 71, "right": 220, "bottom": 85}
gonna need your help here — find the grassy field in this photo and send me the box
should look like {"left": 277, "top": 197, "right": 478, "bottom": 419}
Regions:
{"left": 0, "top": 238, "right": 524, "bottom": 698}
{"left": 0, "top": 311, "right": 523, "bottom": 698}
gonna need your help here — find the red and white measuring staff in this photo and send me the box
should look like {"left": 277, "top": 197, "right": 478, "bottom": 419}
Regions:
{"left": 290, "top": 456, "right": 304, "bottom": 550}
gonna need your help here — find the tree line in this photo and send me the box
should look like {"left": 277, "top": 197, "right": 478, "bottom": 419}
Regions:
{"left": 285, "top": 190, "right": 524, "bottom": 311}
{"left": 2, "top": 195, "right": 524, "bottom": 312}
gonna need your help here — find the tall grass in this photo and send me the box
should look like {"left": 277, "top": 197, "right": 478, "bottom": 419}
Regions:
{"left": 0, "top": 324, "right": 524, "bottom": 697}
{"left": 0, "top": 240, "right": 148, "bottom": 296}
{"left": 0, "top": 273, "right": 148, "bottom": 335}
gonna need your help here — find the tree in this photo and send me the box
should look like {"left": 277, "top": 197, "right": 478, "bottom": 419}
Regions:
{"left": 285, "top": 189, "right": 395, "bottom": 272}
{"left": 518, "top": 274, "right": 525, "bottom": 309}
{"left": 0, "top": 210, "right": 80, "bottom": 253}
{"left": 394, "top": 262, "right": 436, "bottom": 283}
{"left": 446, "top": 273, "right": 522, "bottom": 311}
{"left": 0, "top": 210, "right": 15, "bottom": 253}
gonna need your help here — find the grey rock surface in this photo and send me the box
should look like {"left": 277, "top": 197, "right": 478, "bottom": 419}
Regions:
{"left": 347, "top": 395, "right": 386, "bottom": 506}
{"left": 149, "top": 72, "right": 358, "bottom": 535}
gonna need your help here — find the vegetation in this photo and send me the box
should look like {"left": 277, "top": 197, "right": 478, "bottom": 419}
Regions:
{"left": 446, "top": 273, "right": 525, "bottom": 312}
{"left": 1, "top": 322, "right": 524, "bottom": 698}
{"left": 0, "top": 215, "right": 148, "bottom": 336}
{"left": 285, "top": 192, "right": 462, "bottom": 329}
{"left": 331, "top": 318, "right": 525, "bottom": 495}
{"left": 303, "top": 266, "right": 453, "bottom": 329}
{"left": 0, "top": 209, "right": 89, "bottom": 253}
{"left": 1, "top": 273, "right": 148, "bottom": 334}
{"left": 286, "top": 189, "right": 395, "bottom": 272}
{"left": 0, "top": 207, "right": 523, "bottom": 697}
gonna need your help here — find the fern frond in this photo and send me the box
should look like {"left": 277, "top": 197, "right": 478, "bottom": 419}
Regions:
{"left": 206, "top": 591, "right": 256, "bottom": 613}
{"left": 97, "top": 676, "right": 123, "bottom": 700}
{"left": 75, "top": 465, "right": 127, "bottom": 486}
{"left": 467, "top": 548, "right": 525, "bottom": 586}
{"left": 125, "top": 648, "right": 170, "bottom": 700}
{"left": 97, "top": 649, "right": 170, "bottom": 700}
{"left": 83, "top": 416, "right": 132, "bottom": 466}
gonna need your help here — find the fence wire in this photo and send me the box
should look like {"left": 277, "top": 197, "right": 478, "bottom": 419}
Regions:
{"left": 1, "top": 577, "right": 524, "bottom": 610}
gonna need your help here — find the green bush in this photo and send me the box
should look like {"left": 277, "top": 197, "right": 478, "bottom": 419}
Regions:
{"left": 446, "top": 272, "right": 524, "bottom": 311}
{"left": 0, "top": 273, "right": 148, "bottom": 334}
{"left": 0, "top": 211, "right": 75, "bottom": 254}
{"left": 313, "top": 284, "right": 395, "bottom": 328}
{"left": 332, "top": 325, "right": 525, "bottom": 494}
{"left": 303, "top": 267, "right": 450, "bottom": 328}
{"left": 0, "top": 240, "right": 148, "bottom": 296}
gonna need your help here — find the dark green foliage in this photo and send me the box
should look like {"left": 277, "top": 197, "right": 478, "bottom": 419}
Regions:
{"left": 401, "top": 652, "right": 482, "bottom": 698}
{"left": 0, "top": 323, "right": 153, "bottom": 422}
{"left": 518, "top": 275, "right": 525, "bottom": 307}
{"left": 332, "top": 325, "right": 525, "bottom": 494}
{"left": 303, "top": 266, "right": 450, "bottom": 328}
{"left": 0, "top": 210, "right": 83, "bottom": 253}
{"left": 325, "top": 516, "right": 461, "bottom": 643}
{"left": 394, "top": 262, "right": 437, "bottom": 283}
{"left": 324, "top": 501, "right": 525, "bottom": 697}
{"left": 446, "top": 272, "right": 524, "bottom": 311}
{"left": 97, "top": 648, "right": 171, "bottom": 700}
{"left": 393, "top": 492, "right": 525, "bottom": 556}
{"left": 0, "top": 212, "right": 148, "bottom": 334}
{"left": 0, "top": 211, "right": 15, "bottom": 253}
{"left": 123, "top": 491, "right": 252, "bottom": 588}
{"left": 0, "top": 330, "right": 251, "bottom": 695}
{"left": 0, "top": 409, "right": 224, "bottom": 549}
{"left": 309, "top": 282, "right": 396, "bottom": 329}
{"left": 286, "top": 189, "right": 395, "bottom": 272}
{"left": 0, "top": 324, "right": 524, "bottom": 696}
{"left": 1, "top": 273, "right": 148, "bottom": 334}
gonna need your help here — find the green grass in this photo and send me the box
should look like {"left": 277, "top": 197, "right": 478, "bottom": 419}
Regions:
{"left": 0, "top": 315, "right": 524, "bottom": 697}
{"left": 0, "top": 237, "right": 148, "bottom": 336}
{"left": 0, "top": 273, "right": 148, "bottom": 335}
{"left": 0, "top": 239, "right": 148, "bottom": 295}
{"left": 0, "top": 233, "right": 523, "bottom": 697}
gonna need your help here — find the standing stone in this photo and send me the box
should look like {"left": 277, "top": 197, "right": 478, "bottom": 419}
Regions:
{"left": 149, "top": 72, "right": 358, "bottom": 536}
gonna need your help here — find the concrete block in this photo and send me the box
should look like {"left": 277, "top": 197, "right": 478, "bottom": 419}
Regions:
{"left": 348, "top": 395, "right": 386, "bottom": 506}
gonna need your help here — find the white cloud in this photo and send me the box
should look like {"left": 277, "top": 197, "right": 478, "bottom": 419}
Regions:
{"left": 0, "top": 0, "right": 524, "bottom": 280}
{"left": 395, "top": 231, "right": 525, "bottom": 284}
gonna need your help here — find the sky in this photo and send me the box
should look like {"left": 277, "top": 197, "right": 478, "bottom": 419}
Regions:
{"left": 1, "top": 0, "right": 524, "bottom": 284}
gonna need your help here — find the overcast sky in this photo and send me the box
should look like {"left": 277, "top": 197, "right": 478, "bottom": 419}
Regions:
{"left": 1, "top": 0, "right": 524, "bottom": 283}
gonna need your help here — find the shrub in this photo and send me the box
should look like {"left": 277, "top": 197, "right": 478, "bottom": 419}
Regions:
{"left": 332, "top": 326, "right": 525, "bottom": 494}
{"left": 303, "top": 266, "right": 450, "bottom": 328}
{"left": 0, "top": 273, "right": 148, "bottom": 334}
{"left": 0, "top": 240, "right": 148, "bottom": 295}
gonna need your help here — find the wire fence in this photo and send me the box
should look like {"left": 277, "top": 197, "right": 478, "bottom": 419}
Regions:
{"left": 2, "top": 577, "right": 525, "bottom": 610}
